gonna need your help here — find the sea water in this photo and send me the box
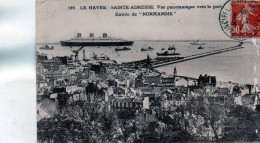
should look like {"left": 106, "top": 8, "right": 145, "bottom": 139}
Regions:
{"left": 36, "top": 41, "right": 259, "bottom": 84}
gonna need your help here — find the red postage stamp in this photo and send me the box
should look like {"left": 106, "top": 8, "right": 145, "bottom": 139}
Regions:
{"left": 231, "top": 0, "right": 260, "bottom": 38}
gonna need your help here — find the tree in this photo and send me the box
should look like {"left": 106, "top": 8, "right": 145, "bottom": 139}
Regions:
{"left": 221, "top": 105, "right": 260, "bottom": 142}
{"left": 38, "top": 96, "right": 121, "bottom": 143}
{"left": 186, "top": 96, "right": 226, "bottom": 140}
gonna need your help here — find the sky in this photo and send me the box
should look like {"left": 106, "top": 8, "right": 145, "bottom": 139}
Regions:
{"left": 36, "top": 0, "right": 231, "bottom": 43}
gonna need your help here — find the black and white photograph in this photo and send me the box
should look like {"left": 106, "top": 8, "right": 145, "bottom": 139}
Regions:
{"left": 36, "top": 0, "right": 260, "bottom": 142}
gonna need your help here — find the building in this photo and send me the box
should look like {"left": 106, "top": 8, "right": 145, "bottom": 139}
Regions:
{"left": 161, "top": 75, "right": 175, "bottom": 88}
{"left": 143, "top": 72, "right": 161, "bottom": 86}
{"left": 241, "top": 94, "right": 256, "bottom": 109}
{"left": 114, "top": 86, "right": 128, "bottom": 95}
{"left": 85, "top": 82, "right": 98, "bottom": 102}
{"left": 135, "top": 74, "right": 144, "bottom": 88}
{"left": 198, "top": 74, "right": 216, "bottom": 87}
{"left": 112, "top": 97, "right": 134, "bottom": 110}
{"left": 42, "top": 59, "right": 63, "bottom": 72}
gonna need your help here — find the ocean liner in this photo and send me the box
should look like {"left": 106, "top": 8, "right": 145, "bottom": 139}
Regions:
{"left": 60, "top": 33, "right": 134, "bottom": 47}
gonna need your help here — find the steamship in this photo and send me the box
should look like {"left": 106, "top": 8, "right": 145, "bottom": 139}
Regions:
{"left": 60, "top": 33, "right": 134, "bottom": 47}
{"left": 156, "top": 47, "right": 184, "bottom": 60}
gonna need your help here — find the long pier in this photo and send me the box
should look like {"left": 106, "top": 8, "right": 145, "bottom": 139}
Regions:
{"left": 152, "top": 45, "right": 244, "bottom": 68}
{"left": 122, "top": 45, "right": 244, "bottom": 68}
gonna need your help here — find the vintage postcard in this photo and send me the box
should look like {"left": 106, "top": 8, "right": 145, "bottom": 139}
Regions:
{"left": 37, "top": 0, "right": 260, "bottom": 142}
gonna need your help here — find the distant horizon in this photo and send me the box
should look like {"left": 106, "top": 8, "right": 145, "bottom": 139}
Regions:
{"left": 36, "top": 39, "right": 247, "bottom": 44}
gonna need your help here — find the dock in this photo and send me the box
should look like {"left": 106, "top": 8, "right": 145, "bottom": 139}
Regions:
{"left": 152, "top": 45, "right": 244, "bottom": 68}
{"left": 122, "top": 45, "right": 244, "bottom": 68}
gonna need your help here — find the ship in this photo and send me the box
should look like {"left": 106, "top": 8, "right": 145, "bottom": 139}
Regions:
{"left": 156, "top": 47, "right": 184, "bottom": 60}
{"left": 83, "top": 52, "right": 117, "bottom": 65}
{"left": 156, "top": 51, "right": 184, "bottom": 60}
{"left": 40, "top": 45, "right": 54, "bottom": 50}
{"left": 238, "top": 42, "right": 243, "bottom": 46}
{"left": 168, "top": 45, "right": 176, "bottom": 51}
{"left": 190, "top": 40, "right": 206, "bottom": 45}
{"left": 92, "top": 52, "right": 110, "bottom": 60}
{"left": 156, "top": 51, "right": 181, "bottom": 56}
{"left": 115, "top": 47, "right": 131, "bottom": 51}
{"left": 60, "top": 33, "right": 134, "bottom": 47}
{"left": 198, "top": 45, "right": 204, "bottom": 49}
{"left": 141, "top": 46, "right": 154, "bottom": 51}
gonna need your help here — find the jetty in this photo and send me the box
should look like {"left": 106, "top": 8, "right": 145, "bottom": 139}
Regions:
{"left": 122, "top": 45, "right": 245, "bottom": 68}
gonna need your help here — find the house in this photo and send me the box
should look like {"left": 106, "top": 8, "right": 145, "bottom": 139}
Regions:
{"left": 198, "top": 74, "right": 216, "bottom": 87}
{"left": 143, "top": 97, "right": 150, "bottom": 109}
{"left": 234, "top": 96, "right": 243, "bottom": 105}
{"left": 143, "top": 72, "right": 161, "bottom": 86}
{"left": 175, "top": 77, "right": 188, "bottom": 87}
{"left": 242, "top": 94, "right": 256, "bottom": 109}
{"left": 108, "top": 79, "right": 115, "bottom": 86}
{"left": 85, "top": 83, "right": 97, "bottom": 94}
{"left": 133, "top": 97, "right": 144, "bottom": 111}
{"left": 65, "top": 85, "right": 76, "bottom": 93}
{"left": 160, "top": 90, "right": 183, "bottom": 114}
{"left": 77, "top": 67, "right": 90, "bottom": 80}
{"left": 204, "top": 85, "right": 215, "bottom": 94}
{"left": 72, "top": 92, "right": 87, "bottom": 101}
{"left": 213, "top": 96, "right": 225, "bottom": 105}
{"left": 232, "top": 84, "right": 241, "bottom": 96}
{"left": 97, "top": 82, "right": 108, "bottom": 89}
{"left": 45, "top": 71, "right": 62, "bottom": 80}
{"left": 161, "top": 75, "right": 175, "bottom": 87}
{"left": 129, "top": 88, "right": 137, "bottom": 96}
{"left": 114, "top": 86, "right": 128, "bottom": 95}
{"left": 42, "top": 59, "right": 63, "bottom": 72}
{"left": 88, "top": 70, "right": 97, "bottom": 82}
{"left": 67, "top": 67, "right": 76, "bottom": 74}
{"left": 135, "top": 74, "right": 144, "bottom": 88}
{"left": 178, "top": 86, "right": 188, "bottom": 94}
{"left": 85, "top": 82, "right": 98, "bottom": 102}
{"left": 111, "top": 96, "right": 135, "bottom": 110}
{"left": 90, "top": 64, "right": 106, "bottom": 74}
{"left": 53, "top": 87, "right": 66, "bottom": 93}
{"left": 240, "top": 85, "right": 251, "bottom": 96}
{"left": 218, "top": 88, "right": 229, "bottom": 96}
{"left": 210, "top": 87, "right": 230, "bottom": 105}
{"left": 254, "top": 94, "right": 260, "bottom": 111}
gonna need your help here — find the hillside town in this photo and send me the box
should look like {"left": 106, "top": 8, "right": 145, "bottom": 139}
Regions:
{"left": 37, "top": 51, "right": 260, "bottom": 142}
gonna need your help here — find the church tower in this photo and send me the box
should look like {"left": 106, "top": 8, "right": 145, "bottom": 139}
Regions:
{"left": 174, "top": 67, "right": 177, "bottom": 87}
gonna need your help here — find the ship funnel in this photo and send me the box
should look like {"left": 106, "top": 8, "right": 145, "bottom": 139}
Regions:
{"left": 103, "top": 33, "right": 107, "bottom": 37}
{"left": 89, "top": 33, "right": 94, "bottom": 37}
{"left": 76, "top": 33, "right": 82, "bottom": 38}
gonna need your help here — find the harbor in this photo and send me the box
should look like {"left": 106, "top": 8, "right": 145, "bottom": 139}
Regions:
{"left": 152, "top": 44, "right": 244, "bottom": 68}
{"left": 122, "top": 43, "right": 244, "bottom": 68}
{"left": 36, "top": 41, "right": 258, "bottom": 84}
